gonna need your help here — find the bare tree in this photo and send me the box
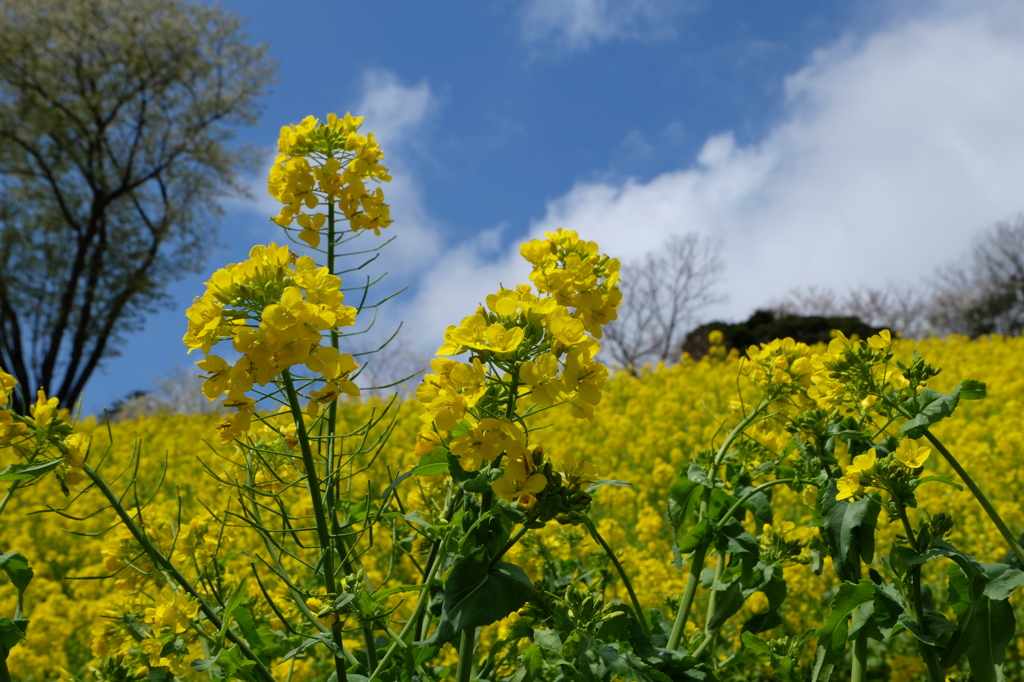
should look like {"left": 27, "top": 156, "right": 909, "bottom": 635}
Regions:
{"left": 602, "top": 233, "right": 725, "bottom": 373}
{"left": 845, "top": 283, "right": 930, "bottom": 338}
{"left": 110, "top": 365, "right": 225, "bottom": 420}
{"left": 769, "top": 286, "right": 843, "bottom": 318}
{"left": 928, "top": 215, "right": 1024, "bottom": 336}
{"left": 0, "top": 0, "right": 276, "bottom": 411}
{"left": 770, "top": 282, "right": 930, "bottom": 338}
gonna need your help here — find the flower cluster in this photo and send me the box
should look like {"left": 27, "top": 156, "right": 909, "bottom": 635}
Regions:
{"left": 740, "top": 337, "right": 815, "bottom": 414}
{"left": 806, "top": 329, "right": 909, "bottom": 412}
{"left": 519, "top": 229, "right": 622, "bottom": 337}
{"left": 835, "top": 438, "right": 934, "bottom": 501}
{"left": 183, "top": 243, "right": 360, "bottom": 442}
{"left": 0, "top": 367, "right": 27, "bottom": 449}
{"left": 0, "top": 369, "right": 90, "bottom": 488}
{"left": 416, "top": 229, "right": 618, "bottom": 509}
{"left": 269, "top": 113, "right": 392, "bottom": 244}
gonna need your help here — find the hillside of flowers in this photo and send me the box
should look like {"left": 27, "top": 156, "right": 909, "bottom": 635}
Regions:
{"left": 4, "top": 112, "right": 1024, "bottom": 682}
{"left": 3, "top": 333, "right": 1024, "bottom": 681}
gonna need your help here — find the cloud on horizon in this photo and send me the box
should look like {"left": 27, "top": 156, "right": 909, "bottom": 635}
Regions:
{"left": 395, "top": 0, "right": 1024, "bottom": 355}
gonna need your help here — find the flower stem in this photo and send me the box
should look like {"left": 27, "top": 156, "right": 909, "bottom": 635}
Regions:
{"left": 82, "top": 465, "right": 275, "bottom": 682}
{"left": 667, "top": 544, "right": 708, "bottom": 651}
{"left": 921, "top": 429, "right": 1024, "bottom": 565}
{"left": 580, "top": 515, "right": 653, "bottom": 642}
{"left": 690, "top": 551, "right": 726, "bottom": 659}
{"left": 896, "top": 506, "right": 944, "bottom": 682}
{"left": 0, "top": 481, "right": 19, "bottom": 517}
{"left": 370, "top": 547, "right": 444, "bottom": 679}
{"left": 456, "top": 627, "right": 476, "bottom": 682}
{"left": 849, "top": 611, "right": 868, "bottom": 682}
{"left": 282, "top": 368, "right": 348, "bottom": 682}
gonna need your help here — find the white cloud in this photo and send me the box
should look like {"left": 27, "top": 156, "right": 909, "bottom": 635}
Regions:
{"left": 357, "top": 69, "right": 434, "bottom": 149}
{"left": 519, "top": 0, "right": 689, "bottom": 51}
{"left": 403, "top": 0, "right": 1024, "bottom": 347}
{"left": 353, "top": 70, "right": 443, "bottom": 280}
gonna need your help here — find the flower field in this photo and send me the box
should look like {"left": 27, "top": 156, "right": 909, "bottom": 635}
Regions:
{"left": 4, "top": 112, "right": 1024, "bottom": 682}
{"left": 3, "top": 334, "right": 1024, "bottom": 681}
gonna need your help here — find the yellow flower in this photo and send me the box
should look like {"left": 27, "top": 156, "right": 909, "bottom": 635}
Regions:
{"left": 836, "top": 471, "right": 863, "bottom": 501}
{"left": 520, "top": 353, "right": 566, "bottom": 407}
{"left": 867, "top": 329, "right": 896, "bottom": 354}
{"left": 145, "top": 591, "right": 200, "bottom": 634}
{"left": 492, "top": 457, "right": 547, "bottom": 509}
{"left": 63, "top": 433, "right": 90, "bottom": 469}
{"left": 30, "top": 388, "right": 59, "bottom": 427}
{"left": 848, "top": 448, "right": 877, "bottom": 475}
{"left": 559, "top": 450, "right": 598, "bottom": 487}
{"left": 305, "top": 597, "right": 338, "bottom": 627}
{"left": 893, "top": 438, "right": 930, "bottom": 469}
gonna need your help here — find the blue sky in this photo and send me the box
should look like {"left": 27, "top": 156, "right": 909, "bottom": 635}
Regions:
{"left": 83, "top": 0, "right": 1024, "bottom": 412}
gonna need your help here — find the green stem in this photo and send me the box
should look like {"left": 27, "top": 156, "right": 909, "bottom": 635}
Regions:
{"left": 850, "top": 610, "right": 867, "bottom": 682}
{"left": 667, "top": 544, "right": 708, "bottom": 650}
{"left": 0, "top": 653, "right": 10, "bottom": 682}
{"left": 281, "top": 369, "right": 348, "bottom": 682}
{"left": 920, "top": 429, "right": 1024, "bottom": 565}
{"left": 581, "top": 515, "right": 653, "bottom": 641}
{"left": 82, "top": 466, "right": 275, "bottom": 682}
{"left": 491, "top": 516, "right": 538, "bottom": 567}
{"left": 708, "top": 396, "right": 774, "bottom": 486}
{"left": 0, "top": 481, "right": 19, "bottom": 517}
{"left": 690, "top": 552, "right": 726, "bottom": 659}
{"left": 896, "top": 507, "right": 944, "bottom": 682}
{"left": 666, "top": 474, "right": 794, "bottom": 653}
{"left": 717, "top": 478, "right": 798, "bottom": 526}
{"left": 456, "top": 627, "right": 476, "bottom": 682}
{"left": 880, "top": 390, "right": 1024, "bottom": 565}
{"left": 370, "top": 549, "right": 444, "bottom": 679}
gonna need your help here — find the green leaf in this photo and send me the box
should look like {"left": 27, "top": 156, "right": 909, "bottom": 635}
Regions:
{"left": 677, "top": 519, "right": 711, "bottom": 554}
{"left": 191, "top": 652, "right": 221, "bottom": 672}
{"left": 215, "top": 645, "right": 257, "bottom": 677}
{"left": 819, "top": 487, "right": 880, "bottom": 582}
{"left": 0, "top": 616, "right": 26, "bottom": 653}
{"left": 280, "top": 633, "right": 346, "bottom": 663}
{"left": 595, "top": 644, "right": 672, "bottom": 682}
{"left": 0, "top": 459, "right": 62, "bottom": 482}
{"left": 686, "top": 462, "right": 714, "bottom": 488}
{"left": 413, "top": 446, "right": 449, "bottom": 477}
{"left": 980, "top": 563, "right": 1024, "bottom": 601}
{"left": 947, "top": 563, "right": 973, "bottom": 617}
{"left": 420, "top": 557, "right": 533, "bottom": 646}
{"left": 734, "top": 483, "right": 773, "bottom": 527}
{"left": 899, "top": 380, "right": 984, "bottom": 439}
{"left": 372, "top": 584, "right": 426, "bottom": 602}
{"left": 958, "top": 379, "right": 987, "bottom": 400}
{"left": 707, "top": 579, "right": 744, "bottom": 631}
{"left": 898, "top": 609, "right": 956, "bottom": 646}
{"left": 0, "top": 551, "right": 33, "bottom": 596}
{"left": 915, "top": 475, "right": 964, "bottom": 491}
{"left": 940, "top": 580, "right": 975, "bottom": 671}
{"left": 230, "top": 606, "right": 263, "bottom": 652}
{"left": 740, "top": 631, "right": 772, "bottom": 659}
{"left": 964, "top": 597, "right": 1015, "bottom": 682}
{"left": 667, "top": 477, "right": 703, "bottom": 533}
{"left": 813, "top": 580, "right": 874, "bottom": 677}
{"left": 585, "top": 479, "right": 635, "bottom": 494}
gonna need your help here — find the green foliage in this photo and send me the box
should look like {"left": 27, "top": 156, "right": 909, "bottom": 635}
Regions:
{"left": 0, "top": 0, "right": 277, "bottom": 408}
{"left": 683, "top": 309, "right": 883, "bottom": 360}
